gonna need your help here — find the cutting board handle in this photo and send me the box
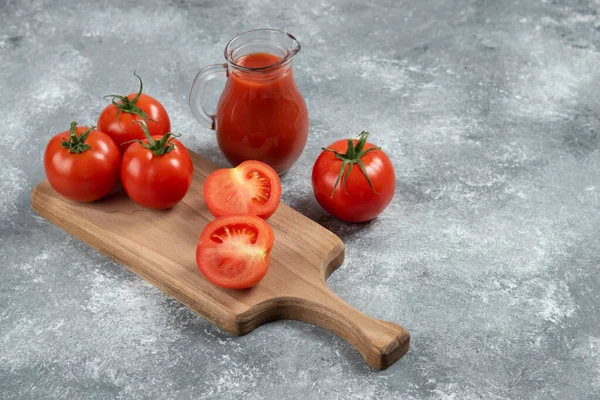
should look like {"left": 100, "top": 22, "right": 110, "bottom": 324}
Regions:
{"left": 241, "top": 287, "right": 410, "bottom": 370}
{"left": 295, "top": 287, "right": 410, "bottom": 370}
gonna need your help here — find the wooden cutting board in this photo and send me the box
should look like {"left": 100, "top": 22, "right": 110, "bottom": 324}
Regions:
{"left": 31, "top": 150, "right": 410, "bottom": 370}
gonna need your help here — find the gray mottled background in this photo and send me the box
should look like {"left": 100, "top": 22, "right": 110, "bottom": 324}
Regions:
{"left": 1, "top": 0, "right": 600, "bottom": 398}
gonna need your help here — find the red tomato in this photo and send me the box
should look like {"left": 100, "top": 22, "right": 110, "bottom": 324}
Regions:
{"left": 97, "top": 72, "right": 170, "bottom": 153}
{"left": 196, "top": 214, "right": 274, "bottom": 289}
{"left": 312, "top": 131, "right": 395, "bottom": 223}
{"left": 120, "top": 124, "right": 193, "bottom": 210}
{"left": 203, "top": 160, "right": 282, "bottom": 220}
{"left": 44, "top": 122, "right": 121, "bottom": 202}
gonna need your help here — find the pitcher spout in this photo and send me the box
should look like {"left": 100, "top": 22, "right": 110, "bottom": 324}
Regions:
{"left": 285, "top": 32, "right": 301, "bottom": 58}
{"left": 225, "top": 28, "right": 301, "bottom": 71}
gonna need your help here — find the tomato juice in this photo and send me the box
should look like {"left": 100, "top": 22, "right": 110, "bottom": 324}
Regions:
{"left": 215, "top": 52, "right": 309, "bottom": 174}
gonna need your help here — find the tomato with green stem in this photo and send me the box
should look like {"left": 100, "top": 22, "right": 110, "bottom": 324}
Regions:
{"left": 203, "top": 160, "right": 282, "bottom": 220}
{"left": 120, "top": 121, "right": 193, "bottom": 210}
{"left": 196, "top": 214, "right": 275, "bottom": 289}
{"left": 98, "top": 72, "right": 171, "bottom": 153}
{"left": 44, "top": 122, "right": 121, "bottom": 202}
{"left": 312, "top": 131, "right": 395, "bottom": 223}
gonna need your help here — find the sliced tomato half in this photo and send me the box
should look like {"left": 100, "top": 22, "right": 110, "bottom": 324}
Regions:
{"left": 203, "top": 160, "right": 282, "bottom": 220}
{"left": 196, "top": 215, "right": 275, "bottom": 289}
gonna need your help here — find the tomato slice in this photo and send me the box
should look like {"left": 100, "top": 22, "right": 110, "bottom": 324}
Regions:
{"left": 203, "top": 160, "right": 282, "bottom": 220}
{"left": 196, "top": 215, "right": 275, "bottom": 289}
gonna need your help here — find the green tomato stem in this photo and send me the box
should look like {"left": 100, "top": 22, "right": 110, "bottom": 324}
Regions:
{"left": 322, "top": 131, "right": 381, "bottom": 198}
{"left": 103, "top": 71, "right": 157, "bottom": 126}
{"left": 126, "top": 120, "right": 180, "bottom": 157}
{"left": 60, "top": 121, "right": 93, "bottom": 154}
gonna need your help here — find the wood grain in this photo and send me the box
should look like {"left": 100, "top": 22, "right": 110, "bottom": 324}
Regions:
{"left": 31, "top": 151, "right": 410, "bottom": 370}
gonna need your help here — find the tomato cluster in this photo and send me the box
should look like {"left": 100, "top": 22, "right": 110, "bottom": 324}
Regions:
{"left": 43, "top": 73, "right": 396, "bottom": 292}
{"left": 44, "top": 73, "right": 193, "bottom": 210}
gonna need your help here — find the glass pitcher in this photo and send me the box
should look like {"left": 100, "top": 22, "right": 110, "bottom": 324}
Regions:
{"left": 189, "top": 29, "right": 309, "bottom": 174}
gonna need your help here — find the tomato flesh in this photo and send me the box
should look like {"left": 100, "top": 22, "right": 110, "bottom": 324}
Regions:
{"left": 203, "top": 160, "right": 281, "bottom": 219}
{"left": 196, "top": 215, "right": 274, "bottom": 289}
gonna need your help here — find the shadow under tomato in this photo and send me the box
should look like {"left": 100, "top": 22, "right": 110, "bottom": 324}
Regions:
{"left": 288, "top": 193, "right": 375, "bottom": 242}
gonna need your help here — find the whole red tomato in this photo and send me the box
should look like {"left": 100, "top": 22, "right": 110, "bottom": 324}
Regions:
{"left": 312, "top": 131, "right": 395, "bottom": 223}
{"left": 44, "top": 121, "right": 121, "bottom": 202}
{"left": 121, "top": 123, "right": 193, "bottom": 210}
{"left": 97, "top": 72, "right": 170, "bottom": 154}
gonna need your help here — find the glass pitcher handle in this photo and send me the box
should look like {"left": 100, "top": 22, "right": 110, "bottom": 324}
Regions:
{"left": 189, "top": 63, "right": 227, "bottom": 130}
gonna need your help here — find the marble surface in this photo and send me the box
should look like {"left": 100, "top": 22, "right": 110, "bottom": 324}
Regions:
{"left": 2, "top": 0, "right": 600, "bottom": 398}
